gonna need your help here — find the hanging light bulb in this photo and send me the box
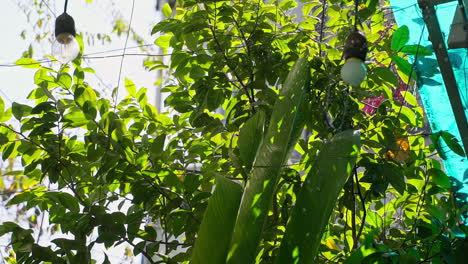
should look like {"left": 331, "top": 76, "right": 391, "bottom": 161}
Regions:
{"left": 340, "top": 30, "right": 368, "bottom": 86}
{"left": 52, "top": 12, "right": 79, "bottom": 63}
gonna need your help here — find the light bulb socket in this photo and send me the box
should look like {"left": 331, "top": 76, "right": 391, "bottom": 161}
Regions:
{"left": 343, "top": 30, "right": 368, "bottom": 61}
{"left": 55, "top": 12, "right": 76, "bottom": 38}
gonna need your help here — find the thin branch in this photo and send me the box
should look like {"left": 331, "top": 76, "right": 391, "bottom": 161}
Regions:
{"left": 231, "top": 14, "right": 256, "bottom": 103}
{"left": 121, "top": 237, "right": 156, "bottom": 264}
{"left": 205, "top": 2, "right": 256, "bottom": 113}
{"left": 351, "top": 176, "right": 358, "bottom": 249}
{"left": 318, "top": 0, "right": 327, "bottom": 56}
{"left": 354, "top": 166, "right": 367, "bottom": 242}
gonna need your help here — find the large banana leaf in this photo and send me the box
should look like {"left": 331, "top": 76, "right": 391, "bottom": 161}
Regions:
{"left": 226, "top": 56, "right": 310, "bottom": 264}
{"left": 276, "top": 129, "right": 361, "bottom": 264}
{"left": 191, "top": 176, "right": 243, "bottom": 264}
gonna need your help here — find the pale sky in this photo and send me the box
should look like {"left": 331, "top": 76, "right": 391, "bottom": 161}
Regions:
{"left": 0, "top": 0, "right": 161, "bottom": 106}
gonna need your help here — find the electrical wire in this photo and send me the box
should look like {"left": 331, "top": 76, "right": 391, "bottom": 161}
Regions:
{"left": 39, "top": 0, "right": 56, "bottom": 17}
{"left": 0, "top": 3, "right": 426, "bottom": 69}
{"left": 113, "top": 0, "right": 135, "bottom": 108}
{"left": 354, "top": 0, "right": 360, "bottom": 30}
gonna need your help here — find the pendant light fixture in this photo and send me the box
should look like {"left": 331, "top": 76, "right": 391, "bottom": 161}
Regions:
{"left": 340, "top": 0, "right": 368, "bottom": 86}
{"left": 52, "top": 0, "right": 80, "bottom": 63}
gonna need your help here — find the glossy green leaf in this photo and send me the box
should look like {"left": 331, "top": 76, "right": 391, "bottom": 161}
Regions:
{"left": 439, "top": 131, "right": 465, "bottom": 157}
{"left": 31, "top": 245, "right": 61, "bottom": 262}
{"left": 238, "top": 111, "right": 266, "bottom": 171}
{"left": 0, "top": 96, "right": 4, "bottom": 113}
{"left": 399, "top": 106, "right": 417, "bottom": 126}
{"left": 125, "top": 78, "right": 137, "bottom": 97}
{"left": 391, "top": 25, "right": 409, "bottom": 51}
{"left": 12, "top": 102, "right": 32, "bottom": 120}
{"left": 383, "top": 164, "right": 406, "bottom": 195}
{"left": 400, "top": 91, "right": 418, "bottom": 106}
{"left": 276, "top": 130, "right": 360, "bottom": 264}
{"left": 392, "top": 55, "right": 416, "bottom": 81}
{"left": 74, "top": 86, "right": 97, "bottom": 109}
{"left": 162, "top": 3, "right": 172, "bottom": 18}
{"left": 428, "top": 168, "right": 451, "bottom": 189}
{"left": 191, "top": 176, "right": 243, "bottom": 264}
{"left": 227, "top": 56, "right": 310, "bottom": 264}
{"left": 400, "top": 44, "right": 433, "bottom": 56}
{"left": 15, "top": 58, "right": 41, "bottom": 69}
{"left": 373, "top": 67, "right": 399, "bottom": 87}
{"left": 57, "top": 73, "right": 72, "bottom": 89}
{"left": 155, "top": 35, "right": 173, "bottom": 48}
{"left": 58, "top": 192, "right": 80, "bottom": 213}
{"left": 64, "top": 110, "right": 89, "bottom": 127}
{"left": 150, "top": 134, "right": 166, "bottom": 159}
{"left": 0, "top": 108, "right": 12, "bottom": 122}
{"left": 2, "top": 141, "right": 18, "bottom": 160}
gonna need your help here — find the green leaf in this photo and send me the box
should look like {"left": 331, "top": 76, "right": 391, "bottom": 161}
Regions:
{"left": 400, "top": 44, "right": 433, "bottom": 56}
{"left": 0, "top": 222, "right": 21, "bottom": 236}
{"left": 383, "top": 164, "right": 406, "bottom": 195}
{"left": 227, "top": 56, "right": 310, "bottom": 264}
{"left": 57, "top": 192, "right": 80, "bottom": 213}
{"left": 15, "top": 58, "right": 41, "bottom": 69}
{"left": 57, "top": 73, "right": 72, "bottom": 89}
{"left": 276, "top": 130, "right": 361, "bottom": 264}
{"left": 12, "top": 103, "right": 32, "bottom": 120}
{"left": 125, "top": 78, "right": 137, "bottom": 97}
{"left": 103, "top": 253, "right": 111, "bottom": 264}
{"left": 32, "top": 245, "right": 60, "bottom": 262}
{"left": 0, "top": 108, "right": 12, "bottom": 122}
{"left": 373, "top": 67, "right": 399, "bottom": 87}
{"left": 40, "top": 82, "right": 56, "bottom": 101}
{"left": 391, "top": 25, "right": 409, "bottom": 51}
{"left": 155, "top": 35, "right": 173, "bottom": 48}
{"left": 74, "top": 86, "right": 97, "bottom": 107}
{"left": 151, "top": 134, "right": 166, "bottom": 160}
{"left": 0, "top": 96, "right": 4, "bottom": 113}
{"left": 400, "top": 91, "right": 418, "bottom": 106}
{"left": 399, "top": 106, "right": 417, "bottom": 126}
{"left": 7, "top": 191, "right": 36, "bottom": 206}
{"left": 428, "top": 168, "right": 451, "bottom": 188}
{"left": 191, "top": 176, "right": 243, "bottom": 264}
{"left": 238, "top": 111, "right": 266, "bottom": 171}
{"left": 344, "top": 243, "right": 377, "bottom": 264}
{"left": 439, "top": 131, "right": 466, "bottom": 157}
{"left": 392, "top": 55, "right": 416, "bottom": 81}
{"left": 64, "top": 110, "right": 89, "bottom": 127}
{"left": 162, "top": 3, "right": 173, "bottom": 18}
{"left": 2, "top": 141, "right": 18, "bottom": 160}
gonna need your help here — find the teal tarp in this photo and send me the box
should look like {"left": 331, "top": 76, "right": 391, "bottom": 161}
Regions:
{"left": 389, "top": 0, "right": 468, "bottom": 195}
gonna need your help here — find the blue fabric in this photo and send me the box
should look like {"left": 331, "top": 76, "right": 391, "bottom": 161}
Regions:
{"left": 389, "top": 0, "right": 468, "bottom": 196}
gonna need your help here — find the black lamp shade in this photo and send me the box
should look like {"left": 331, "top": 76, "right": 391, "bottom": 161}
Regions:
{"left": 55, "top": 13, "right": 76, "bottom": 37}
{"left": 343, "top": 31, "right": 368, "bottom": 61}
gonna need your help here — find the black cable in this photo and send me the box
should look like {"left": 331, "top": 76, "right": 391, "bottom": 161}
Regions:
{"left": 354, "top": 0, "right": 359, "bottom": 30}
{"left": 64, "top": 0, "right": 68, "bottom": 13}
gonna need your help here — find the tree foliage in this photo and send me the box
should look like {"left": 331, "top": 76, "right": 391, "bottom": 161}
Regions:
{"left": 1, "top": 0, "right": 467, "bottom": 263}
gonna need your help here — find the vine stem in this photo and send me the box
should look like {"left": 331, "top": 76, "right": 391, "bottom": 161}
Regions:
{"left": 354, "top": 166, "right": 367, "bottom": 243}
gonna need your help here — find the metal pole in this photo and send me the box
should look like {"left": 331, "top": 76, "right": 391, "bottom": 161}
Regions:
{"left": 419, "top": 0, "right": 468, "bottom": 155}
